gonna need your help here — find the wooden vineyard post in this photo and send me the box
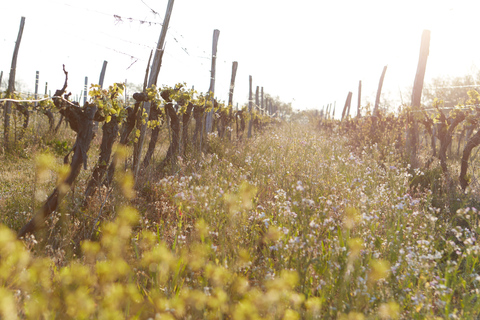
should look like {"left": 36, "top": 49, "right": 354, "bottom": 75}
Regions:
{"left": 34, "top": 71, "right": 40, "bottom": 133}
{"left": 228, "top": 61, "right": 238, "bottom": 107}
{"left": 133, "top": 48, "right": 152, "bottom": 137}
{"left": 124, "top": 79, "right": 128, "bottom": 104}
{"left": 83, "top": 77, "right": 88, "bottom": 105}
{"left": 346, "top": 93, "right": 352, "bottom": 118}
{"left": 34, "top": 71, "right": 39, "bottom": 107}
{"left": 408, "top": 29, "right": 430, "bottom": 169}
{"left": 0, "top": 71, "right": 3, "bottom": 89}
{"left": 357, "top": 80, "right": 362, "bottom": 117}
{"left": 247, "top": 75, "right": 253, "bottom": 138}
{"left": 94, "top": 60, "right": 108, "bottom": 132}
{"left": 134, "top": 0, "right": 174, "bottom": 180}
{"left": 137, "top": 51, "right": 162, "bottom": 171}
{"left": 228, "top": 61, "right": 238, "bottom": 140}
{"left": 341, "top": 92, "right": 352, "bottom": 121}
{"left": 3, "top": 16, "right": 25, "bottom": 153}
{"left": 261, "top": 87, "right": 264, "bottom": 115}
{"left": 38, "top": 76, "right": 55, "bottom": 133}
{"left": 98, "top": 60, "right": 107, "bottom": 87}
{"left": 205, "top": 29, "right": 220, "bottom": 133}
{"left": 374, "top": 65, "right": 387, "bottom": 115}
{"left": 254, "top": 86, "right": 259, "bottom": 132}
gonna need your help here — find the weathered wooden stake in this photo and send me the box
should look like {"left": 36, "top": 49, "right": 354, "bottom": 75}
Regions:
{"left": 83, "top": 76, "right": 88, "bottom": 105}
{"left": 228, "top": 61, "right": 238, "bottom": 107}
{"left": 0, "top": 71, "right": 3, "bottom": 89}
{"left": 346, "top": 94, "right": 352, "bottom": 118}
{"left": 227, "top": 61, "right": 238, "bottom": 140}
{"left": 98, "top": 60, "right": 108, "bottom": 88}
{"left": 34, "top": 71, "right": 39, "bottom": 107}
{"left": 133, "top": 50, "right": 153, "bottom": 172}
{"left": 357, "top": 80, "right": 362, "bottom": 117}
{"left": 411, "top": 30, "right": 430, "bottom": 110}
{"left": 4, "top": 16, "right": 25, "bottom": 153}
{"left": 374, "top": 65, "right": 387, "bottom": 115}
{"left": 261, "top": 87, "right": 264, "bottom": 114}
{"left": 205, "top": 29, "right": 220, "bottom": 133}
{"left": 134, "top": 0, "right": 174, "bottom": 180}
{"left": 247, "top": 75, "right": 253, "bottom": 138}
{"left": 93, "top": 60, "right": 108, "bottom": 132}
{"left": 124, "top": 78, "right": 128, "bottom": 103}
{"left": 341, "top": 92, "right": 352, "bottom": 121}
{"left": 408, "top": 29, "right": 431, "bottom": 169}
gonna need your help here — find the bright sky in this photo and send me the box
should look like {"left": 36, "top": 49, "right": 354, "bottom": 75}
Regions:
{"left": 2, "top": 0, "right": 480, "bottom": 113}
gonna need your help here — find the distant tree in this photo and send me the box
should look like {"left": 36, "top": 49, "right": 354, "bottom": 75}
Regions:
{"left": 125, "top": 82, "right": 144, "bottom": 103}
{"left": 0, "top": 79, "right": 28, "bottom": 95}
{"left": 361, "top": 89, "right": 404, "bottom": 116}
{"left": 126, "top": 82, "right": 143, "bottom": 93}
{"left": 264, "top": 94, "right": 292, "bottom": 115}
{"left": 423, "top": 74, "right": 478, "bottom": 108}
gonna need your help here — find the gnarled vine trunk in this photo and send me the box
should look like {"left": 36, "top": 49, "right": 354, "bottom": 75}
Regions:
{"left": 15, "top": 103, "right": 29, "bottom": 136}
{"left": 158, "top": 102, "right": 180, "bottom": 170}
{"left": 437, "top": 112, "right": 465, "bottom": 174}
{"left": 459, "top": 129, "right": 480, "bottom": 190}
{"left": 17, "top": 66, "right": 100, "bottom": 238}
{"left": 181, "top": 102, "right": 194, "bottom": 156}
{"left": 236, "top": 110, "right": 245, "bottom": 141}
{"left": 43, "top": 109, "right": 55, "bottom": 132}
{"left": 142, "top": 102, "right": 162, "bottom": 169}
{"left": 192, "top": 104, "right": 204, "bottom": 153}
{"left": 103, "top": 92, "right": 145, "bottom": 188}
{"left": 83, "top": 115, "right": 119, "bottom": 207}
{"left": 18, "top": 101, "right": 98, "bottom": 238}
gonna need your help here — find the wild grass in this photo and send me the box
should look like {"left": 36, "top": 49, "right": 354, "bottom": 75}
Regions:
{"left": 0, "top": 115, "right": 479, "bottom": 319}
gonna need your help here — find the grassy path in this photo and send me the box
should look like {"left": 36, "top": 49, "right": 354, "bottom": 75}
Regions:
{"left": 0, "top": 121, "right": 479, "bottom": 318}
